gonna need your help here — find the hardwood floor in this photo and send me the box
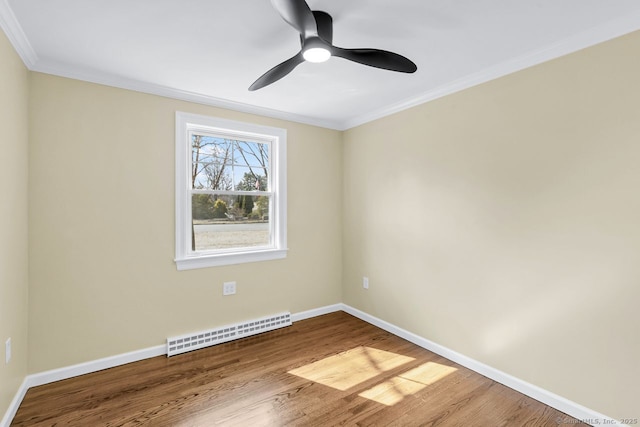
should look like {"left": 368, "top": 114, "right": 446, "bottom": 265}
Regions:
{"left": 12, "top": 312, "right": 585, "bottom": 426}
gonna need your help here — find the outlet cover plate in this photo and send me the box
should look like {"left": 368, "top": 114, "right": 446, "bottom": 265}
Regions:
{"left": 5, "top": 338, "right": 11, "bottom": 364}
{"left": 223, "top": 281, "right": 237, "bottom": 296}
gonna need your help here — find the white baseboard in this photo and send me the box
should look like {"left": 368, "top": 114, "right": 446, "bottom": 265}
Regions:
{"left": 291, "top": 303, "right": 343, "bottom": 322}
{"left": 26, "top": 345, "right": 167, "bottom": 389}
{"left": 0, "top": 345, "right": 166, "bottom": 427}
{"left": 0, "top": 378, "right": 29, "bottom": 427}
{"left": 340, "top": 304, "right": 626, "bottom": 427}
{"left": 2, "top": 304, "right": 625, "bottom": 427}
{"left": 19, "top": 305, "right": 342, "bottom": 391}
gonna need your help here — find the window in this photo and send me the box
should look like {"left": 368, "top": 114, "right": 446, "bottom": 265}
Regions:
{"left": 175, "top": 112, "right": 287, "bottom": 270}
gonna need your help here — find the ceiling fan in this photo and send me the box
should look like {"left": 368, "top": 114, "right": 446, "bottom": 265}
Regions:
{"left": 249, "top": 0, "right": 418, "bottom": 91}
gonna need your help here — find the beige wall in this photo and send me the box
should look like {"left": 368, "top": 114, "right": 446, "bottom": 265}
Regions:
{"left": 27, "top": 74, "right": 343, "bottom": 372}
{"left": 343, "top": 31, "right": 640, "bottom": 418}
{"left": 0, "top": 31, "right": 29, "bottom": 417}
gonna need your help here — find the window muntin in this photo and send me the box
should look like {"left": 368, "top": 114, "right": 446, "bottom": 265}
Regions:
{"left": 176, "top": 112, "right": 287, "bottom": 269}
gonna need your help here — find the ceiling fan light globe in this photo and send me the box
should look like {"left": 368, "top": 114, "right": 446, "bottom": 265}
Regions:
{"left": 303, "top": 47, "right": 331, "bottom": 63}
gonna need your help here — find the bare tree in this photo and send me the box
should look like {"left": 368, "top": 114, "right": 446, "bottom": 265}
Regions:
{"left": 192, "top": 136, "right": 233, "bottom": 189}
{"left": 204, "top": 163, "right": 232, "bottom": 191}
{"left": 235, "top": 141, "right": 269, "bottom": 185}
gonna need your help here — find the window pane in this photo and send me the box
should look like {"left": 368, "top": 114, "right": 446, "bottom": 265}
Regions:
{"left": 234, "top": 140, "right": 270, "bottom": 169}
{"left": 192, "top": 136, "right": 269, "bottom": 191}
{"left": 192, "top": 194, "right": 271, "bottom": 251}
{"left": 192, "top": 162, "right": 233, "bottom": 190}
{"left": 192, "top": 135, "right": 231, "bottom": 164}
{"left": 232, "top": 140, "right": 270, "bottom": 190}
{"left": 233, "top": 167, "right": 268, "bottom": 191}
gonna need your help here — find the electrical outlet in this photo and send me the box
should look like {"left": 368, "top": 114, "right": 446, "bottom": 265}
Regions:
{"left": 363, "top": 277, "right": 369, "bottom": 289}
{"left": 5, "top": 338, "right": 11, "bottom": 364}
{"left": 223, "top": 281, "right": 236, "bottom": 296}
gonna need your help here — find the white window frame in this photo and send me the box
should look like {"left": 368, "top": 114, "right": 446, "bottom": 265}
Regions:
{"left": 175, "top": 112, "right": 287, "bottom": 270}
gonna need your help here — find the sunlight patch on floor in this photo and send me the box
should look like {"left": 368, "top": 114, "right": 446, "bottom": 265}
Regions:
{"left": 358, "top": 362, "right": 457, "bottom": 406}
{"left": 288, "top": 346, "right": 415, "bottom": 391}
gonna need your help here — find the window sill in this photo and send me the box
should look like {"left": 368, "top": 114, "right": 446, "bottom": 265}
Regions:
{"left": 175, "top": 248, "right": 288, "bottom": 270}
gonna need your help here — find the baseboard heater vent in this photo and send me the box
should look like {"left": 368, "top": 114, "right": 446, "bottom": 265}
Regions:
{"left": 166, "top": 311, "right": 291, "bottom": 357}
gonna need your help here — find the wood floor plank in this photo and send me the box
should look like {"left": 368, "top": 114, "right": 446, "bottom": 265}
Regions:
{"left": 11, "top": 312, "right": 586, "bottom": 426}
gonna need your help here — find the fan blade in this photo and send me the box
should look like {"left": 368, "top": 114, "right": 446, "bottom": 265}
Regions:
{"left": 313, "top": 11, "right": 333, "bottom": 44}
{"left": 271, "top": 0, "right": 318, "bottom": 37}
{"left": 331, "top": 47, "right": 417, "bottom": 73}
{"left": 249, "top": 52, "right": 305, "bottom": 91}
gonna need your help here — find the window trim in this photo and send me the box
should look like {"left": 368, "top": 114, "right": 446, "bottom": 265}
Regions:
{"left": 175, "top": 112, "right": 287, "bottom": 270}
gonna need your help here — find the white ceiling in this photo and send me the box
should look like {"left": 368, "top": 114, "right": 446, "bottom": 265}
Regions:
{"left": 2, "top": 0, "right": 640, "bottom": 130}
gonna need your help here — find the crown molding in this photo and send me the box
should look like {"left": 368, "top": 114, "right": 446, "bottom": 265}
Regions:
{"left": 0, "top": 0, "right": 37, "bottom": 68}
{"left": 3, "top": 0, "right": 640, "bottom": 132}
{"left": 341, "top": 10, "right": 640, "bottom": 130}
{"left": 31, "top": 59, "right": 344, "bottom": 130}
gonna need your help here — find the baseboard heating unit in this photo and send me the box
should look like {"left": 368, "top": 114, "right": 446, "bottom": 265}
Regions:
{"left": 166, "top": 312, "right": 292, "bottom": 357}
